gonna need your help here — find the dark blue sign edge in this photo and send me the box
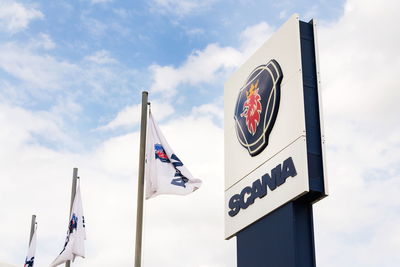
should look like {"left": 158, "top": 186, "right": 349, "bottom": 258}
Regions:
{"left": 300, "top": 19, "right": 326, "bottom": 201}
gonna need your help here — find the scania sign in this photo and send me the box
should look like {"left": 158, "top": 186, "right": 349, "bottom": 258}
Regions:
{"left": 234, "top": 60, "right": 283, "bottom": 156}
{"left": 224, "top": 15, "right": 327, "bottom": 239}
{"left": 228, "top": 157, "right": 297, "bottom": 217}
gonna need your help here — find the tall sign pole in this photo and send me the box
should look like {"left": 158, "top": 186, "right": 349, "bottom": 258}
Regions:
{"left": 134, "top": 91, "right": 149, "bottom": 267}
{"left": 66, "top": 167, "right": 78, "bottom": 267}
{"left": 24, "top": 214, "right": 37, "bottom": 267}
{"left": 29, "top": 215, "right": 36, "bottom": 245}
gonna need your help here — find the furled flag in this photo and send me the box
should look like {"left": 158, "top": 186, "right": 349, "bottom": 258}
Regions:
{"left": 50, "top": 184, "right": 86, "bottom": 267}
{"left": 24, "top": 224, "right": 37, "bottom": 267}
{"left": 145, "top": 111, "right": 202, "bottom": 199}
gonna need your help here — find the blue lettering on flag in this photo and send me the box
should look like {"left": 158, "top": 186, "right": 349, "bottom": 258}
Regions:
{"left": 171, "top": 154, "right": 183, "bottom": 167}
{"left": 24, "top": 257, "right": 34, "bottom": 267}
{"left": 154, "top": 144, "right": 189, "bottom": 188}
{"left": 170, "top": 154, "right": 189, "bottom": 188}
{"left": 59, "top": 213, "right": 78, "bottom": 255}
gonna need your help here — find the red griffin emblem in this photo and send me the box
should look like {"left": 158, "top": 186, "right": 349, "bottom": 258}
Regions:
{"left": 240, "top": 79, "right": 262, "bottom": 135}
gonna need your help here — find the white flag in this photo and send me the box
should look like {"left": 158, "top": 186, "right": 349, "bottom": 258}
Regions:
{"left": 145, "top": 111, "right": 202, "bottom": 199}
{"left": 24, "top": 225, "right": 37, "bottom": 267}
{"left": 50, "top": 184, "right": 86, "bottom": 267}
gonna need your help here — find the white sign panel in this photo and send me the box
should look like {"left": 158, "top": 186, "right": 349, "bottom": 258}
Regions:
{"left": 224, "top": 14, "right": 312, "bottom": 239}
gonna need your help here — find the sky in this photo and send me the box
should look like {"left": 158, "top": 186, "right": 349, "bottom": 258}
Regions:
{"left": 0, "top": 0, "right": 399, "bottom": 266}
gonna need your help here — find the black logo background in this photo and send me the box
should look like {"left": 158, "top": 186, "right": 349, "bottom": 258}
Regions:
{"left": 234, "top": 59, "right": 283, "bottom": 156}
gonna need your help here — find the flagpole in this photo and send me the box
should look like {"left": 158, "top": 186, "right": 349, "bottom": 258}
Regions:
{"left": 29, "top": 215, "right": 36, "bottom": 245}
{"left": 135, "top": 91, "right": 148, "bottom": 267}
{"left": 66, "top": 167, "right": 78, "bottom": 267}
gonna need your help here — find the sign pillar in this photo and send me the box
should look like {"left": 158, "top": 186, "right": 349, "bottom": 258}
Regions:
{"left": 224, "top": 14, "right": 327, "bottom": 267}
{"left": 66, "top": 168, "right": 78, "bottom": 267}
{"left": 237, "top": 199, "right": 316, "bottom": 267}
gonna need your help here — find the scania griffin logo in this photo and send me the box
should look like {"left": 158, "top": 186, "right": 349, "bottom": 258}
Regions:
{"left": 234, "top": 59, "right": 283, "bottom": 156}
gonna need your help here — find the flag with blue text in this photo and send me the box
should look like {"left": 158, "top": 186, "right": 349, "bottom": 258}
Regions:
{"left": 24, "top": 225, "right": 37, "bottom": 267}
{"left": 50, "top": 184, "right": 86, "bottom": 267}
{"left": 145, "top": 111, "right": 202, "bottom": 199}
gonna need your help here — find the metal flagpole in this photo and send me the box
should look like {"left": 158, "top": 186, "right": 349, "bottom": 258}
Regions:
{"left": 134, "top": 91, "right": 148, "bottom": 267}
{"left": 29, "top": 215, "right": 36, "bottom": 245}
{"left": 66, "top": 167, "right": 78, "bottom": 267}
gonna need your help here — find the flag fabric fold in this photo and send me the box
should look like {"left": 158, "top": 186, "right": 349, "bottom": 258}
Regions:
{"left": 24, "top": 225, "right": 37, "bottom": 267}
{"left": 50, "top": 184, "right": 86, "bottom": 267}
{"left": 145, "top": 111, "right": 202, "bottom": 199}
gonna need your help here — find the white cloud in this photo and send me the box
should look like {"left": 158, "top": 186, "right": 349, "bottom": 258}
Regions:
{"left": 150, "top": 0, "right": 217, "bottom": 17}
{"left": 319, "top": 0, "right": 400, "bottom": 127}
{"left": 150, "top": 44, "right": 242, "bottom": 95}
{"left": 0, "top": 104, "right": 71, "bottom": 147}
{"left": 0, "top": 0, "right": 43, "bottom": 33}
{"left": 0, "top": 41, "right": 139, "bottom": 108}
{"left": 312, "top": 0, "right": 400, "bottom": 266}
{"left": 98, "top": 100, "right": 175, "bottom": 131}
{"left": 50, "top": 96, "right": 83, "bottom": 121}
{"left": 91, "top": 0, "right": 113, "bottom": 3}
{"left": 81, "top": 16, "right": 108, "bottom": 37}
{"left": 84, "top": 50, "right": 117, "bottom": 65}
{"left": 113, "top": 8, "right": 130, "bottom": 18}
{"left": 191, "top": 102, "right": 223, "bottom": 121}
{"left": 149, "top": 21, "right": 274, "bottom": 98}
{"left": 0, "top": 101, "right": 233, "bottom": 267}
{"left": 0, "top": 102, "right": 137, "bottom": 265}
{"left": 29, "top": 33, "right": 56, "bottom": 50}
{"left": 185, "top": 27, "right": 205, "bottom": 36}
{"left": 0, "top": 42, "right": 77, "bottom": 90}
{"left": 279, "top": 9, "right": 288, "bottom": 19}
{"left": 239, "top": 21, "right": 275, "bottom": 58}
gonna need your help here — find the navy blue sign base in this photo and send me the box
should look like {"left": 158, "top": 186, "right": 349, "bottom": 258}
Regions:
{"left": 236, "top": 198, "right": 316, "bottom": 267}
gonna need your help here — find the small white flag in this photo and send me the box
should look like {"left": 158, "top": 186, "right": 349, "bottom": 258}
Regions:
{"left": 145, "top": 111, "right": 202, "bottom": 199}
{"left": 24, "top": 225, "right": 37, "bottom": 267}
{"left": 50, "top": 184, "right": 86, "bottom": 267}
